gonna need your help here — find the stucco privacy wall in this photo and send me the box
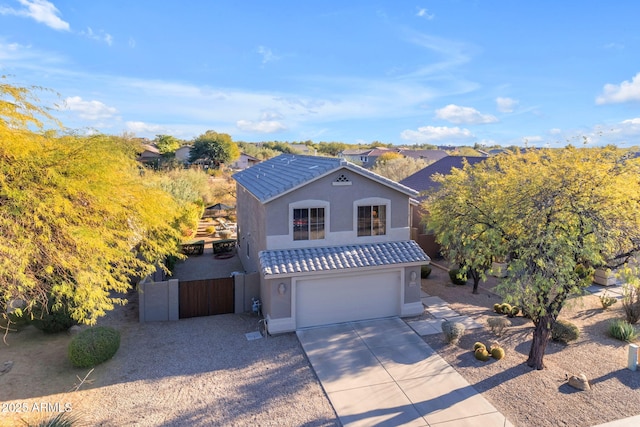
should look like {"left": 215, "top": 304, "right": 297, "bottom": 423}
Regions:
{"left": 138, "top": 278, "right": 179, "bottom": 322}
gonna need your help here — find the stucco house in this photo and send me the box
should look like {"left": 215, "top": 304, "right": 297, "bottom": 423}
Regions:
{"left": 232, "top": 154, "right": 430, "bottom": 334}
{"left": 230, "top": 152, "right": 261, "bottom": 170}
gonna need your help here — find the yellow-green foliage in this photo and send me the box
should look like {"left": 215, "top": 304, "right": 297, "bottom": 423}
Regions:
{"left": 205, "top": 225, "right": 216, "bottom": 235}
{"left": 0, "top": 80, "right": 184, "bottom": 327}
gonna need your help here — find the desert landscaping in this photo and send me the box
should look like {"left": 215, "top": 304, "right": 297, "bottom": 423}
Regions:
{"left": 1, "top": 261, "right": 639, "bottom": 426}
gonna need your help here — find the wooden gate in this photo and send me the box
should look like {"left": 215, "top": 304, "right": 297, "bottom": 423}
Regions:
{"left": 179, "top": 278, "right": 234, "bottom": 319}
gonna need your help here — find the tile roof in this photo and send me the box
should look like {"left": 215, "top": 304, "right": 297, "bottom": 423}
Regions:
{"left": 233, "top": 154, "right": 418, "bottom": 203}
{"left": 399, "top": 156, "right": 487, "bottom": 198}
{"left": 259, "top": 241, "right": 430, "bottom": 277}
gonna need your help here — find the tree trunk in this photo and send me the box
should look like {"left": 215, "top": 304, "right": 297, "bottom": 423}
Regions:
{"left": 470, "top": 269, "right": 480, "bottom": 294}
{"left": 527, "top": 315, "right": 554, "bottom": 370}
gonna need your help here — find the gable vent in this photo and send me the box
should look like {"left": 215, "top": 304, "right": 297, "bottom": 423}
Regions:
{"left": 333, "top": 174, "right": 352, "bottom": 186}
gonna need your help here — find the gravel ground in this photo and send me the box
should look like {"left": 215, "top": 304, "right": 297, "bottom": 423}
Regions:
{"left": 420, "top": 265, "right": 640, "bottom": 427}
{"left": 1, "top": 294, "right": 338, "bottom": 427}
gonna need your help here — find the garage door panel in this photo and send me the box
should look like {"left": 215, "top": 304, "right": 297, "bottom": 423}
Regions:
{"left": 296, "top": 271, "right": 400, "bottom": 328}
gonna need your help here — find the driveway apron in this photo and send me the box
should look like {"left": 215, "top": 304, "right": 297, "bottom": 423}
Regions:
{"left": 297, "top": 317, "right": 512, "bottom": 427}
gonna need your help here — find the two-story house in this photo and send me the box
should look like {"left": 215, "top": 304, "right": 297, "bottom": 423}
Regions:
{"left": 232, "top": 154, "right": 430, "bottom": 334}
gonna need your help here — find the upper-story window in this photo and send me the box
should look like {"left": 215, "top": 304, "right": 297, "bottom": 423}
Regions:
{"left": 293, "top": 207, "right": 325, "bottom": 240}
{"left": 357, "top": 205, "right": 386, "bottom": 236}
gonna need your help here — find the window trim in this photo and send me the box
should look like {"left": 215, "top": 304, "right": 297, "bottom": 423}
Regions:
{"left": 289, "top": 200, "right": 329, "bottom": 242}
{"left": 353, "top": 197, "right": 390, "bottom": 238}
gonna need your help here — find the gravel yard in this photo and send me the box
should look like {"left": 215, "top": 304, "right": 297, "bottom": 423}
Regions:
{"left": 0, "top": 296, "right": 337, "bottom": 427}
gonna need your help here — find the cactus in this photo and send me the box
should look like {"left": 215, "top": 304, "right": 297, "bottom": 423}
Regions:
{"left": 499, "top": 303, "right": 512, "bottom": 314}
{"left": 508, "top": 306, "right": 520, "bottom": 317}
{"left": 474, "top": 347, "right": 490, "bottom": 361}
{"left": 473, "top": 342, "right": 486, "bottom": 351}
{"left": 490, "top": 345, "right": 505, "bottom": 360}
{"left": 441, "top": 320, "right": 465, "bottom": 345}
{"left": 493, "top": 303, "right": 501, "bottom": 313}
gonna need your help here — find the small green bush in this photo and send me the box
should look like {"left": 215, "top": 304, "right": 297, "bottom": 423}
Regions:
{"left": 68, "top": 326, "right": 120, "bottom": 368}
{"left": 448, "top": 269, "right": 467, "bottom": 286}
{"left": 474, "top": 347, "right": 490, "bottom": 361}
{"left": 31, "top": 300, "right": 77, "bottom": 334}
{"left": 608, "top": 319, "right": 638, "bottom": 342}
{"left": 490, "top": 345, "right": 505, "bottom": 360}
{"left": 487, "top": 317, "right": 511, "bottom": 336}
{"left": 421, "top": 265, "right": 432, "bottom": 279}
{"left": 441, "top": 320, "right": 465, "bottom": 345}
{"left": 551, "top": 319, "right": 580, "bottom": 343}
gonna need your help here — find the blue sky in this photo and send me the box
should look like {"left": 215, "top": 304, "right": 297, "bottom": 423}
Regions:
{"left": 2, "top": 1, "right": 640, "bottom": 147}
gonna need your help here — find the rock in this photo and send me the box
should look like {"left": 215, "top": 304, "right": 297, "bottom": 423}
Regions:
{"left": 0, "top": 360, "right": 13, "bottom": 375}
{"left": 567, "top": 373, "right": 590, "bottom": 391}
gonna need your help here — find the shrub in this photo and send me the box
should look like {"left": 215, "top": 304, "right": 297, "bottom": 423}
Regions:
{"left": 31, "top": 299, "right": 77, "bottom": 333}
{"left": 487, "top": 317, "right": 511, "bottom": 336}
{"left": 205, "top": 225, "right": 216, "bottom": 235}
{"left": 68, "top": 326, "right": 120, "bottom": 368}
{"left": 622, "top": 283, "right": 640, "bottom": 324}
{"left": 473, "top": 342, "right": 486, "bottom": 351}
{"left": 599, "top": 292, "right": 618, "bottom": 310}
{"left": 490, "top": 345, "right": 505, "bottom": 360}
{"left": 28, "top": 412, "right": 79, "bottom": 427}
{"left": 474, "top": 347, "right": 490, "bottom": 361}
{"left": 218, "top": 229, "right": 233, "bottom": 239}
{"left": 608, "top": 319, "right": 638, "bottom": 342}
{"left": 441, "top": 320, "right": 465, "bottom": 345}
{"left": 448, "top": 269, "right": 467, "bottom": 286}
{"left": 551, "top": 319, "right": 580, "bottom": 343}
{"left": 421, "top": 265, "right": 432, "bottom": 279}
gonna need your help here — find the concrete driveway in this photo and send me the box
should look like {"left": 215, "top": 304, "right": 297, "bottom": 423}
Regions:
{"left": 297, "top": 317, "right": 512, "bottom": 427}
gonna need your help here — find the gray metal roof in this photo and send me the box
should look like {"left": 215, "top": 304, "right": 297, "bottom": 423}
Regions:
{"left": 232, "top": 154, "right": 418, "bottom": 203}
{"left": 259, "top": 241, "right": 430, "bottom": 277}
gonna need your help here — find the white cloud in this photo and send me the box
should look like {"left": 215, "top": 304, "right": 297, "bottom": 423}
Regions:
{"left": 63, "top": 96, "right": 118, "bottom": 120}
{"left": 400, "top": 125, "right": 474, "bottom": 143}
{"left": 236, "top": 119, "right": 287, "bottom": 133}
{"left": 522, "top": 135, "right": 543, "bottom": 143}
{"left": 596, "top": 72, "right": 640, "bottom": 104}
{"left": 80, "top": 27, "right": 113, "bottom": 46}
{"left": 257, "top": 46, "right": 278, "bottom": 64}
{"left": 496, "top": 97, "right": 518, "bottom": 113}
{"left": 125, "top": 121, "right": 166, "bottom": 134}
{"left": 435, "top": 104, "right": 498, "bottom": 124}
{"left": 416, "top": 8, "right": 434, "bottom": 19}
{"left": 549, "top": 128, "right": 562, "bottom": 135}
{"left": 0, "top": 0, "right": 70, "bottom": 31}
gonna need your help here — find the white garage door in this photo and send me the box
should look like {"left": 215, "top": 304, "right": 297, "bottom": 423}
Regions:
{"left": 295, "top": 270, "right": 401, "bottom": 329}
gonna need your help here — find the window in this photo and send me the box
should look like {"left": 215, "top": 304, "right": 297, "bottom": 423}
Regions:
{"left": 293, "top": 208, "right": 325, "bottom": 240}
{"left": 357, "top": 205, "right": 386, "bottom": 236}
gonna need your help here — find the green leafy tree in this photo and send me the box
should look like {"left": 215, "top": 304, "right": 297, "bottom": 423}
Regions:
{"left": 426, "top": 146, "right": 640, "bottom": 369}
{"left": 426, "top": 159, "right": 503, "bottom": 294}
{"left": 316, "top": 141, "right": 347, "bottom": 156}
{"left": 155, "top": 134, "right": 182, "bottom": 154}
{"left": 0, "top": 81, "right": 183, "bottom": 331}
{"left": 189, "top": 131, "right": 240, "bottom": 168}
{"left": 371, "top": 157, "right": 427, "bottom": 182}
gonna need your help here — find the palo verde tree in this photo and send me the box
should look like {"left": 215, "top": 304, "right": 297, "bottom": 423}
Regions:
{"left": 427, "top": 146, "right": 640, "bottom": 369}
{"left": 426, "top": 159, "right": 504, "bottom": 294}
{"left": 189, "top": 130, "right": 240, "bottom": 168}
{"left": 0, "top": 80, "right": 183, "bottom": 332}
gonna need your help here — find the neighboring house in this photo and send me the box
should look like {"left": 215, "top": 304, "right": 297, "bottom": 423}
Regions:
{"left": 399, "top": 156, "right": 487, "bottom": 258}
{"left": 398, "top": 149, "right": 449, "bottom": 163}
{"left": 340, "top": 147, "right": 397, "bottom": 168}
{"left": 174, "top": 145, "right": 192, "bottom": 164}
{"left": 137, "top": 144, "right": 161, "bottom": 167}
{"left": 232, "top": 154, "right": 430, "bottom": 334}
{"left": 230, "top": 152, "right": 261, "bottom": 170}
